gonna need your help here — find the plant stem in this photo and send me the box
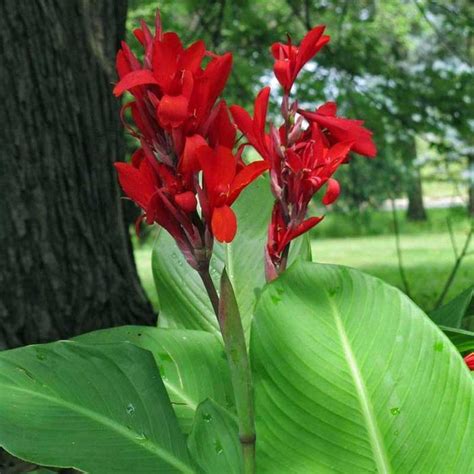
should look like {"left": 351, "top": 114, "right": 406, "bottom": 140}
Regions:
{"left": 434, "top": 223, "right": 473, "bottom": 309}
{"left": 242, "top": 442, "right": 256, "bottom": 474}
{"left": 198, "top": 268, "right": 220, "bottom": 317}
{"left": 219, "top": 270, "right": 256, "bottom": 474}
{"left": 279, "top": 243, "right": 291, "bottom": 274}
{"left": 390, "top": 198, "right": 411, "bottom": 298}
{"left": 200, "top": 267, "right": 256, "bottom": 473}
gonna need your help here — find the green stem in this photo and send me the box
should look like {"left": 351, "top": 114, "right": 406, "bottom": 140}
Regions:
{"left": 219, "top": 269, "right": 256, "bottom": 474}
{"left": 200, "top": 267, "right": 256, "bottom": 473}
{"left": 198, "top": 269, "right": 220, "bottom": 317}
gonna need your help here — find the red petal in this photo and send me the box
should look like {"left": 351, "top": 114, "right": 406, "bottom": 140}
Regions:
{"left": 322, "top": 178, "right": 340, "bottom": 205}
{"left": 113, "top": 70, "right": 159, "bottom": 96}
{"left": 180, "top": 134, "right": 207, "bottom": 174}
{"left": 152, "top": 32, "right": 183, "bottom": 90}
{"left": 273, "top": 60, "right": 292, "bottom": 90}
{"left": 289, "top": 216, "right": 324, "bottom": 241}
{"left": 157, "top": 95, "right": 189, "bottom": 128}
{"left": 271, "top": 42, "right": 286, "bottom": 59}
{"left": 211, "top": 206, "right": 237, "bottom": 243}
{"left": 198, "top": 145, "right": 236, "bottom": 204}
{"left": 328, "top": 142, "right": 353, "bottom": 164}
{"left": 317, "top": 101, "right": 337, "bottom": 116}
{"left": 114, "top": 162, "right": 156, "bottom": 209}
{"left": 464, "top": 353, "right": 474, "bottom": 370}
{"left": 254, "top": 87, "right": 271, "bottom": 137}
{"left": 229, "top": 105, "right": 253, "bottom": 137}
{"left": 146, "top": 191, "right": 183, "bottom": 239}
{"left": 175, "top": 191, "right": 197, "bottom": 213}
{"left": 228, "top": 160, "right": 269, "bottom": 204}
{"left": 202, "top": 53, "right": 233, "bottom": 110}
{"left": 180, "top": 40, "right": 205, "bottom": 73}
{"left": 131, "top": 148, "right": 144, "bottom": 168}
{"left": 285, "top": 149, "right": 303, "bottom": 172}
{"left": 133, "top": 28, "right": 146, "bottom": 46}
{"left": 116, "top": 50, "right": 130, "bottom": 79}
{"left": 209, "top": 101, "right": 236, "bottom": 149}
{"left": 297, "top": 25, "right": 328, "bottom": 71}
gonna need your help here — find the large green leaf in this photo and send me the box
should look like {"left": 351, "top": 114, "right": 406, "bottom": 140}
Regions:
{"left": 188, "top": 399, "right": 242, "bottom": 474}
{"left": 75, "top": 326, "right": 234, "bottom": 433}
{"left": 251, "top": 261, "right": 474, "bottom": 473}
{"left": 0, "top": 342, "right": 194, "bottom": 473}
{"left": 152, "top": 178, "right": 311, "bottom": 338}
{"left": 430, "top": 285, "right": 474, "bottom": 328}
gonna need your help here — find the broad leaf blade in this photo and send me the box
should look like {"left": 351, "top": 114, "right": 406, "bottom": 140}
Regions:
{"left": 0, "top": 342, "right": 193, "bottom": 473}
{"left": 251, "top": 262, "right": 474, "bottom": 473}
{"left": 75, "top": 326, "right": 234, "bottom": 433}
{"left": 152, "top": 178, "right": 311, "bottom": 338}
{"left": 430, "top": 285, "right": 474, "bottom": 328}
{"left": 188, "top": 399, "right": 242, "bottom": 474}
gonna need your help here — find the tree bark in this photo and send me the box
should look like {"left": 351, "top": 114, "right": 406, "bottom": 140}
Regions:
{"left": 0, "top": 0, "right": 155, "bottom": 350}
{"left": 406, "top": 167, "right": 427, "bottom": 221}
{"left": 403, "top": 136, "right": 427, "bottom": 221}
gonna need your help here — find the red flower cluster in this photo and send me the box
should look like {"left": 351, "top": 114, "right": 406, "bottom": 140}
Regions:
{"left": 113, "top": 14, "right": 267, "bottom": 270}
{"left": 231, "top": 27, "right": 376, "bottom": 280}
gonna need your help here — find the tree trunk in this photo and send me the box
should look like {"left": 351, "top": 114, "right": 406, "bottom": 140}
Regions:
{"left": 407, "top": 167, "right": 427, "bottom": 221}
{"left": 468, "top": 153, "right": 474, "bottom": 217}
{"left": 404, "top": 137, "right": 427, "bottom": 221}
{"left": 0, "top": 0, "right": 155, "bottom": 350}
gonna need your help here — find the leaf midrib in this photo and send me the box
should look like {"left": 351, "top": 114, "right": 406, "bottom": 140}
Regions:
{"left": 0, "top": 383, "right": 194, "bottom": 474}
{"left": 328, "top": 295, "right": 392, "bottom": 474}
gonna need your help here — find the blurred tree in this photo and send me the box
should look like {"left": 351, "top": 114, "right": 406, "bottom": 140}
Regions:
{"left": 126, "top": 0, "right": 472, "bottom": 217}
{"left": 0, "top": 0, "right": 155, "bottom": 349}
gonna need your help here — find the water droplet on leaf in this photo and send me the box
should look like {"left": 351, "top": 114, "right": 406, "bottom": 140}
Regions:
{"left": 35, "top": 351, "right": 46, "bottom": 361}
{"left": 390, "top": 407, "right": 400, "bottom": 416}
{"left": 214, "top": 439, "right": 223, "bottom": 454}
{"left": 434, "top": 341, "right": 443, "bottom": 352}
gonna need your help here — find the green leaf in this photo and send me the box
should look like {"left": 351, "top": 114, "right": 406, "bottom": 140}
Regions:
{"left": 430, "top": 285, "right": 474, "bottom": 328}
{"left": 152, "top": 178, "right": 311, "bottom": 338}
{"left": 0, "top": 342, "right": 194, "bottom": 473}
{"left": 75, "top": 326, "right": 234, "bottom": 434}
{"left": 251, "top": 262, "right": 474, "bottom": 473}
{"left": 440, "top": 325, "right": 474, "bottom": 354}
{"left": 188, "top": 399, "right": 242, "bottom": 474}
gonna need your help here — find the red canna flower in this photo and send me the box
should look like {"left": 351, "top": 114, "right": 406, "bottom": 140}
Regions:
{"left": 112, "top": 12, "right": 267, "bottom": 271}
{"left": 233, "top": 26, "right": 376, "bottom": 280}
{"left": 230, "top": 87, "right": 271, "bottom": 161}
{"left": 464, "top": 353, "right": 474, "bottom": 370}
{"left": 271, "top": 26, "right": 330, "bottom": 93}
{"left": 196, "top": 144, "right": 268, "bottom": 242}
{"left": 299, "top": 102, "right": 377, "bottom": 157}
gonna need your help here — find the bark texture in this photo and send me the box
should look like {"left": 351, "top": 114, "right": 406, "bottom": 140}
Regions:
{"left": 403, "top": 137, "right": 427, "bottom": 221}
{"left": 0, "top": 0, "right": 155, "bottom": 349}
{"left": 406, "top": 168, "right": 427, "bottom": 221}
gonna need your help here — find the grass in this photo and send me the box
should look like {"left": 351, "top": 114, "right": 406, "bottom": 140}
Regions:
{"left": 311, "top": 232, "right": 473, "bottom": 312}
{"left": 134, "top": 207, "right": 473, "bottom": 314}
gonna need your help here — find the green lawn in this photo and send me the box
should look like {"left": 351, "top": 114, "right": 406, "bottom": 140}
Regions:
{"left": 311, "top": 232, "right": 473, "bottom": 312}
{"left": 134, "top": 208, "right": 473, "bottom": 314}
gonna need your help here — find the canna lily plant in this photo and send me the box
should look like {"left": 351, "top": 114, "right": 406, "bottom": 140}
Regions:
{"left": 0, "top": 11, "right": 473, "bottom": 474}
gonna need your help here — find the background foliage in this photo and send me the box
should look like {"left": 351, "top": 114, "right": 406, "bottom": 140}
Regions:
{"left": 129, "top": 0, "right": 473, "bottom": 313}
